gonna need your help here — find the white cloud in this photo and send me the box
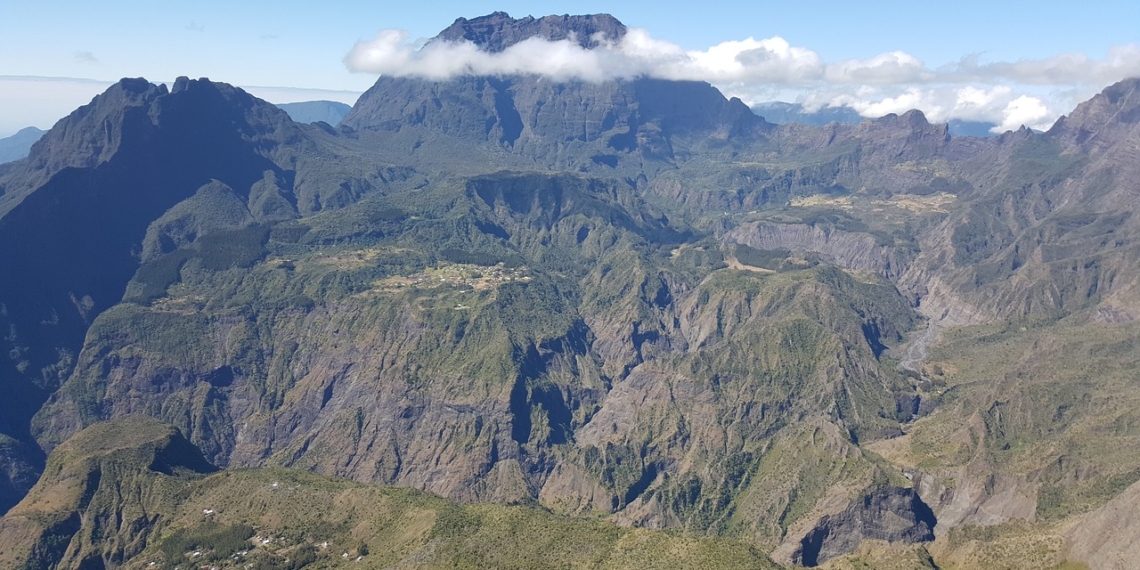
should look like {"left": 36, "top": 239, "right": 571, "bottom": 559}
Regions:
{"left": 729, "top": 83, "right": 1062, "bottom": 133}
{"left": 344, "top": 26, "right": 1140, "bottom": 132}
{"left": 996, "top": 95, "right": 1053, "bottom": 132}
{"left": 824, "top": 87, "right": 941, "bottom": 120}
{"left": 345, "top": 29, "right": 618, "bottom": 82}
{"left": 675, "top": 37, "right": 823, "bottom": 84}
{"left": 824, "top": 52, "right": 929, "bottom": 84}
{"left": 73, "top": 51, "right": 98, "bottom": 65}
{"left": 344, "top": 28, "right": 826, "bottom": 85}
{"left": 950, "top": 44, "right": 1140, "bottom": 86}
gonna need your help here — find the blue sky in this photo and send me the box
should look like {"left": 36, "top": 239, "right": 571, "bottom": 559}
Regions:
{"left": 2, "top": 1, "right": 1138, "bottom": 136}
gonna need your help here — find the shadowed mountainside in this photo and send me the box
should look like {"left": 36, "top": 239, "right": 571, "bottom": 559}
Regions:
{"left": 2, "top": 11, "right": 1140, "bottom": 570}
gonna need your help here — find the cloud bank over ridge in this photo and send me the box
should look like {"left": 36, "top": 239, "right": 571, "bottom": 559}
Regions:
{"left": 346, "top": 27, "right": 1140, "bottom": 133}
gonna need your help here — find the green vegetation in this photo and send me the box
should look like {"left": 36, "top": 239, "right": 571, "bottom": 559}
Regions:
{"left": 197, "top": 224, "right": 271, "bottom": 270}
{"left": 733, "top": 244, "right": 805, "bottom": 271}
{"left": 8, "top": 67, "right": 1140, "bottom": 570}
{"left": 158, "top": 522, "right": 255, "bottom": 567}
{"left": 25, "top": 168, "right": 934, "bottom": 567}
{"left": 3, "top": 416, "right": 783, "bottom": 569}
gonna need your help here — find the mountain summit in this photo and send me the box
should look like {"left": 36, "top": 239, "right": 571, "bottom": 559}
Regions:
{"left": 343, "top": 13, "right": 767, "bottom": 169}
{"left": 434, "top": 12, "right": 627, "bottom": 51}
{"left": 5, "top": 17, "right": 1140, "bottom": 568}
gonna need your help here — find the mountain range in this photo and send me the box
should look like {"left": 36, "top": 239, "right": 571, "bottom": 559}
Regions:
{"left": 749, "top": 102, "right": 1000, "bottom": 137}
{"left": 276, "top": 100, "right": 352, "bottom": 126}
{"left": 0, "top": 127, "right": 45, "bottom": 164}
{"left": 2, "top": 12, "right": 1140, "bottom": 570}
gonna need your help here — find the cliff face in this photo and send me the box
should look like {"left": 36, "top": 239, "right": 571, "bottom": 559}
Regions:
{"left": 343, "top": 11, "right": 767, "bottom": 171}
{"left": 0, "top": 78, "right": 287, "bottom": 514}
{"left": 794, "top": 487, "right": 936, "bottom": 566}
{"left": 5, "top": 13, "right": 1140, "bottom": 568}
{"left": 1065, "top": 479, "right": 1140, "bottom": 570}
{"left": 434, "top": 12, "right": 628, "bottom": 52}
{"left": 0, "top": 416, "right": 215, "bottom": 569}
{"left": 341, "top": 75, "right": 767, "bottom": 175}
{"left": 1, "top": 418, "right": 781, "bottom": 570}
{"left": 30, "top": 168, "right": 921, "bottom": 544}
{"left": 0, "top": 76, "right": 415, "bottom": 514}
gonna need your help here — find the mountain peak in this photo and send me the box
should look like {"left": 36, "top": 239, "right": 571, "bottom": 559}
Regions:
{"left": 873, "top": 109, "right": 933, "bottom": 129}
{"left": 433, "top": 12, "right": 627, "bottom": 52}
{"left": 1048, "top": 77, "right": 1140, "bottom": 151}
{"left": 9, "top": 77, "right": 286, "bottom": 196}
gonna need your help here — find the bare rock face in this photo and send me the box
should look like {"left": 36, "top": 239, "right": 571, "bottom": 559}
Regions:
{"left": 725, "top": 221, "right": 908, "bottom": 279}
{"left": 793, "top": 487, "right": 936, "bottom": 567}
{"left": 340, "top": 75, "right": 766, "bottom": 171}
{"left": 434, "top": 12, "right": 627, "bottom": 52}
{"left": 0, "top": 79, "right": 167, "bottom": 206}
{"left": 1050, "top": 77, "right": 1140, "bottom": 155}
{"left": 0, "top": 77, "right": 389, "bottom": 515}
{"left": 1065, "top": 479, "right": 1140, "bottom": 570}
{"left": 910, "top": 464, "right": 1037, "bottom": 531}
{"left": 8, "top": 15, "right": 1140, "bottom": 566}
{"left": 341, "top": 12, "right": 766, "bottom": 168}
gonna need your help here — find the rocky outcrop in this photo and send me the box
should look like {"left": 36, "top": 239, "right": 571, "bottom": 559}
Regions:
{"left": 7, "top": 15, "right": 1140, "bottom": 566}
{"left": 724, "top": 221, "right": 908, "bottom": 279}
{"left": 341, "top": 12, "right": 767, "bottom": 170}
{"left": 910, "top": 463, "right": 1037, "bottom": 531}
{"left": 0, "top": 416, "right": 215, "bottom": 570}
{"left": 434, "top": 12, "right": 627, "bottom": 51}
{"left": 792, "top": 487, "right": 936, "bottom": 567}
{"left": 0, "top": 436, "right": 41, "bottom": 516}
{"left": 0, "top": 79, "right": 169, "bottom": 210}
{"left": 1050, "top": 77, "right": 1140, "bottom": 155}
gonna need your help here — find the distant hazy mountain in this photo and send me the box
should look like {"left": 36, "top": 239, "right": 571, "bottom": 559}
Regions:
{"left": 753, "top": 101, "right": 999, "bottom": 137}
{"left": 276, "top": 100, "right": 352, "bottom": 126}
{"left": 0, "top": 127, "right": 45, "bottom": 164}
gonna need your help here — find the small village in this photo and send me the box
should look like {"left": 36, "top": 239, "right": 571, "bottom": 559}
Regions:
{"left": 369, "top": 262, "right": 531, "bottom": 295}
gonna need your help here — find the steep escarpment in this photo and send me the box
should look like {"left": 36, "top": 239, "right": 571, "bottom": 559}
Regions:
{"left": 0, "top": 77, "right": 413, "bottom": 514}
{"left": 1065, "top": 479, "right": 1140, "bottom": 570}
{"left": 28, "top": 165, "right": 921, "bottom": 564}
{"left": 0, "top": 416, "right": 780, "bottom": 570}
{"left": 725, "top": 222, "right": 909, "bottom": 279}
{"left": 793, "top": 487, "right": 935, "bottom": 566}
{"left": 0, "top": 78, "right": 276, "bottom": 514}
{"left": 0, "top": 416, "right": 215, "bottom": 570}
{"left": 342, "top": 75, "right": 766, "bottom": 174}
{"left": 342, "top": 13, "right": 767, "bottom": 172}
{"left": 896, "top": 78, "right": 1140, "bottom": 325}
{"left": 434, "top": 11, "right": 628, "bottom": 51}
{"left": 6, "top": 13, "right": 1140, "bottom": 568}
